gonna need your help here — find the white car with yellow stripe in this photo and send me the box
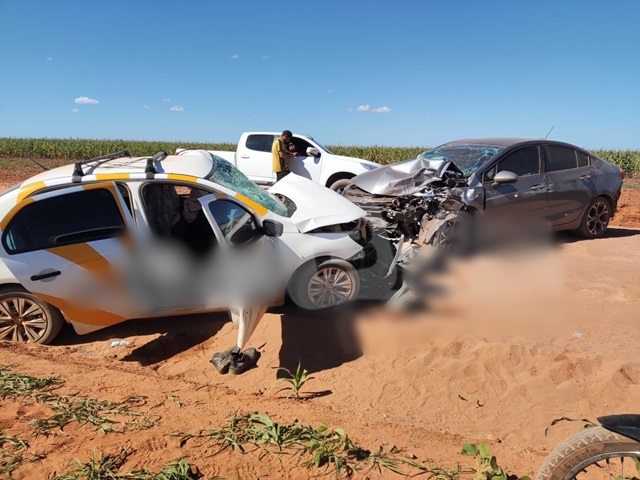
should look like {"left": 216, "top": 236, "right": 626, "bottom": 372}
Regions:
{"left": 0, "top": 150, "right": 367, "bottom": 344}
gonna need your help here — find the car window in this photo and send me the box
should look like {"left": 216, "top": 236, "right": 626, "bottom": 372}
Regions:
{"left": 3, "top": 188, "right": 126, "bottom": 254}
{"left": 290, "top": 138, "right": 313, "bottom": 156}
{"left": 547, "top": 146, "right": 578, "bottom": 171}
{"left": 245, "top": 134, "right": 275, "bottom": 153}
{"left": 577, "top": 151, "right": 591, "bottom": 168}
{"left": 205, "top": 155, "right": 289, "bottom": 217}
{"left": 419, "top": 145, "right": 502, "bottom": 176}
{"left": 116, "top": 183, "right": 134, "bottom": 217}
{"left": 208, "top": 200, "right": 261, "bottom": 246}
{"left": 484, "top": 146, "right": 541, "bottom": 181}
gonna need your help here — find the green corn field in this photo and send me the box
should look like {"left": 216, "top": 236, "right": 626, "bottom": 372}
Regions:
{"left": 0, "top": 137, "right": 637, "bottom": 176}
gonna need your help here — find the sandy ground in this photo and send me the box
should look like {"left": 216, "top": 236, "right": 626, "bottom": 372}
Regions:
{"left": 1, "top": 169, "right": 640, "bottom": 479}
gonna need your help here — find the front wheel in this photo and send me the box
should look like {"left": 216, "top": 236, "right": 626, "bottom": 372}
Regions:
{"left": 0, "top": 288, "right": 65, "bottom": 344}
{"left": 288, "top": 259, "right": 360, "bottom": 310}
{"left": 536, "top": 426, "right": 640, "bottom": 480}
{"left": 577, "top": 196, "right": 610, "bottom": 239}
{"left": 328, "top": 178, "right": 353, "bottom": 194}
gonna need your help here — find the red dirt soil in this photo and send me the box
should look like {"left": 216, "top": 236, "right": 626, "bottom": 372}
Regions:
{"left": 1, "top": 163, "right": 639, "bottom": 479}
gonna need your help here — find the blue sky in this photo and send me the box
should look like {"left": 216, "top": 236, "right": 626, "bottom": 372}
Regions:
{"left": 0, "top": 0, "right": 639, "bottom": 148}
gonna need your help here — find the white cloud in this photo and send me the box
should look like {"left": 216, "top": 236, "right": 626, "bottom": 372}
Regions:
{"left": 75, "top": 96, "right": 99, "bottom": 105}
{"left": 350, "top": 104, "right": 392, "bottom": 113}
{"left": 71, "top": 108, "right": 79, "bottom": 112}
{"left": 161, "top": 98, "right": 170, "bottom": 102}
{"left": 46, "top": 57, "right": 53, "bottom": 61}
{"left": 231, "top": 54, "right": 239, "bottom": 59}
{"left": 170, "top": 106, "right": 184, "bottom": 111}
{"left": 143, "top": 105, "right": 151, "bottom": 109}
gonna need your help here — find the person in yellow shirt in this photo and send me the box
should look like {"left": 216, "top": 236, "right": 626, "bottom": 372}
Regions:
{"left": 272, "top": 130, "right": 298, "bottom": 181}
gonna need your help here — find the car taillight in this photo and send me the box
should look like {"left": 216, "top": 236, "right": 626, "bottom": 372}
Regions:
{"left": 621, "top": 170, "right": 626, "bottom": 180}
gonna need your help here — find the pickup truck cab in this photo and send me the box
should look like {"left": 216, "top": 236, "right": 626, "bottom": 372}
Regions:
{"left": 207, "top": 132, "right": 380, "bottom": 191}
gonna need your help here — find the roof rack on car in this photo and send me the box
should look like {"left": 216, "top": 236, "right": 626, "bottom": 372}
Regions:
{"left": 144, "top": 151, "right": 167, "bottom": 179}
{"left": 70, "top": 150, "right": 168, "bottom": 183}
{"left": 72, "top": 150, "right": 132, "bottom": 183}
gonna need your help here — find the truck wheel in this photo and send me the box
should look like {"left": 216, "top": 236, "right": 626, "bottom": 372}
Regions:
{"left": 289, "top": 259, "right": 360, "bottom": 310}
{"left": 328, "top": 178, "right": 353, "bottom": 194}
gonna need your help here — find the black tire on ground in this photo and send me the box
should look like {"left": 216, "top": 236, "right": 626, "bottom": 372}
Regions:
{"left": 577, "top": 196, "right": 611, "bottom": 239}
{"left": 328, "top": 178, "right": 353, "bottom": 193}
{"left": 536, "top": 426, "right": 640, "bottom": 480}
{"left": 0, "top": 287, "right": 65, "bottom": 344}
{"left": 288, "top": 258, "right": 360, "bottom": 310}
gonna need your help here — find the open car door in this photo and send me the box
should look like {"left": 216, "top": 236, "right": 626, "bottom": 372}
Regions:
{"left": 199, "top": 193, "right": 281, "bottom": 350}
{"left": 0, "top": 182, "right": 139, "bottom": 334}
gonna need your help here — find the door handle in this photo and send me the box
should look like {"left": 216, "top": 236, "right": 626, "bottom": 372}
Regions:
{"left": 31, "top": 270, "right": 61, "bottom": 281}
{"left": 580, "top": 174, "right": 592, "bottom": 180}
{"left": 530, "top": 184, "right": 546, "bottom": 191}
{"left": 239, "top": 155, "right": 250, "bottom": 159}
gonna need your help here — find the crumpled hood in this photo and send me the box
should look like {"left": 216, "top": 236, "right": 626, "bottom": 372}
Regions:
{"left": 352, "top": 157, "right": 463, "bottom": 196}
{"left": 269, "top": 174, "right": 366, "bottom": 233}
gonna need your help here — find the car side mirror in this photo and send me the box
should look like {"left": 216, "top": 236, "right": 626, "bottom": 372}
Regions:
{"left": 493, "top": 170, "right": 519, "bottom": 186}
{"left": 262, "top": 219, "right": 283, "bottom": 237}
{"left": 306, "top": 147, "right": 320, "bottom": 157}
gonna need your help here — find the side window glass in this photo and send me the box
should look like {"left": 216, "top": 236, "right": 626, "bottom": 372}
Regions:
{"left": 496, "top": 146, "right": 541, "bottom": 177}
{"left": 141, "top": 183, "right": 217, "bottom": 254}
{"left": 208, "top": 200, "right": 260, "bottom": 246}
{"left": 290, "top": 138, "right": 312, "bottom": 156}
{"left": 483, "top": 165, "right": 496, "bottom": 182}
{"left": 116, "top": 183, "right": 134, "bottom": 217}
{"left": 3, "top": 189, "right": 125, "bottom": 254}
{"left": 547, "top": 146, "right": 578, "bottom": 171}
{"left": 577, "top": 151, "right": 590, "bottom": 168}
{"left": 245, "top": 134, "right": 275, "bottom": 153}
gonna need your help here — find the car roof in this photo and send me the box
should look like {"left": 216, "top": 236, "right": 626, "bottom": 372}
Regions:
{"left": 440, "top": 138, "right": 538, "bottom": 148}
{"left": 439, "top": 137, "right": 588, "bottom": 151}
{"left": 21, "top": 152, "right": 215, "bottom": 188}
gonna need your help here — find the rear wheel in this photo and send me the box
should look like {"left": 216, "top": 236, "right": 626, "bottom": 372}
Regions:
{"left": 289, "top": 259, "right": 360, "bottom": 310}
{"left": 0, "top": 288, "right": 64, "bottom": 344}
{"left": 577, "top": 196, "right": 610, "bottom": 239}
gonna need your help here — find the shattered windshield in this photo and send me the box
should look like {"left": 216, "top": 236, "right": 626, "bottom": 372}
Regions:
{"left": 418, "top": 145, "right": 502, "bottom": 176}
{"left": 206, "top": 155, "right": 289, "bottom": 217}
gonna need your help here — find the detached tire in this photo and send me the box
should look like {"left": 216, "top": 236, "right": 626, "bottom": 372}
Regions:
{"left": 577, "top": 196, "right": 610, "bottom": 239}
{"left": 328, "top": 178, "right": 353, "bottom": 194}
{"left": 289, "top": 259, "right": 360, "bottom": 310}
{"left": 0, "top": 287, "right": 64, "bottom": 344}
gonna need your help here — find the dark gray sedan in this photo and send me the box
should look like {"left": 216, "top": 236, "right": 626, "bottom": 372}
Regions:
{"left": 343, "top": 138, "right": 624, "bottom": 247}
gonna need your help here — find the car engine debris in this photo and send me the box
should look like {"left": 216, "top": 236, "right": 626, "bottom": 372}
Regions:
{"left": 343, "top": 157, "right": 477, "bottom": 307}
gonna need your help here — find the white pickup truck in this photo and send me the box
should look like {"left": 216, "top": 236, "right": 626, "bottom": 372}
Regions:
{"left": 207, "top": 132, "right": 380, "bottom": 191}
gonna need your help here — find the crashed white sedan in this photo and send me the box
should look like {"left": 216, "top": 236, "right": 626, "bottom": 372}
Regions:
{"left": 0, "top": 149, "right": 367, "bottom": 350}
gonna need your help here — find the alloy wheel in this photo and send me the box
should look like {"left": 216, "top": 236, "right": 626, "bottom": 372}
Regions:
{"left": 587, "top": 201, "right": 609, "bottom": 236}
{"left": 0, "top": 297, "right": 48, "bottom": 343}
{"left": 307, "top": 267, "right": 355, "bottom": 308}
